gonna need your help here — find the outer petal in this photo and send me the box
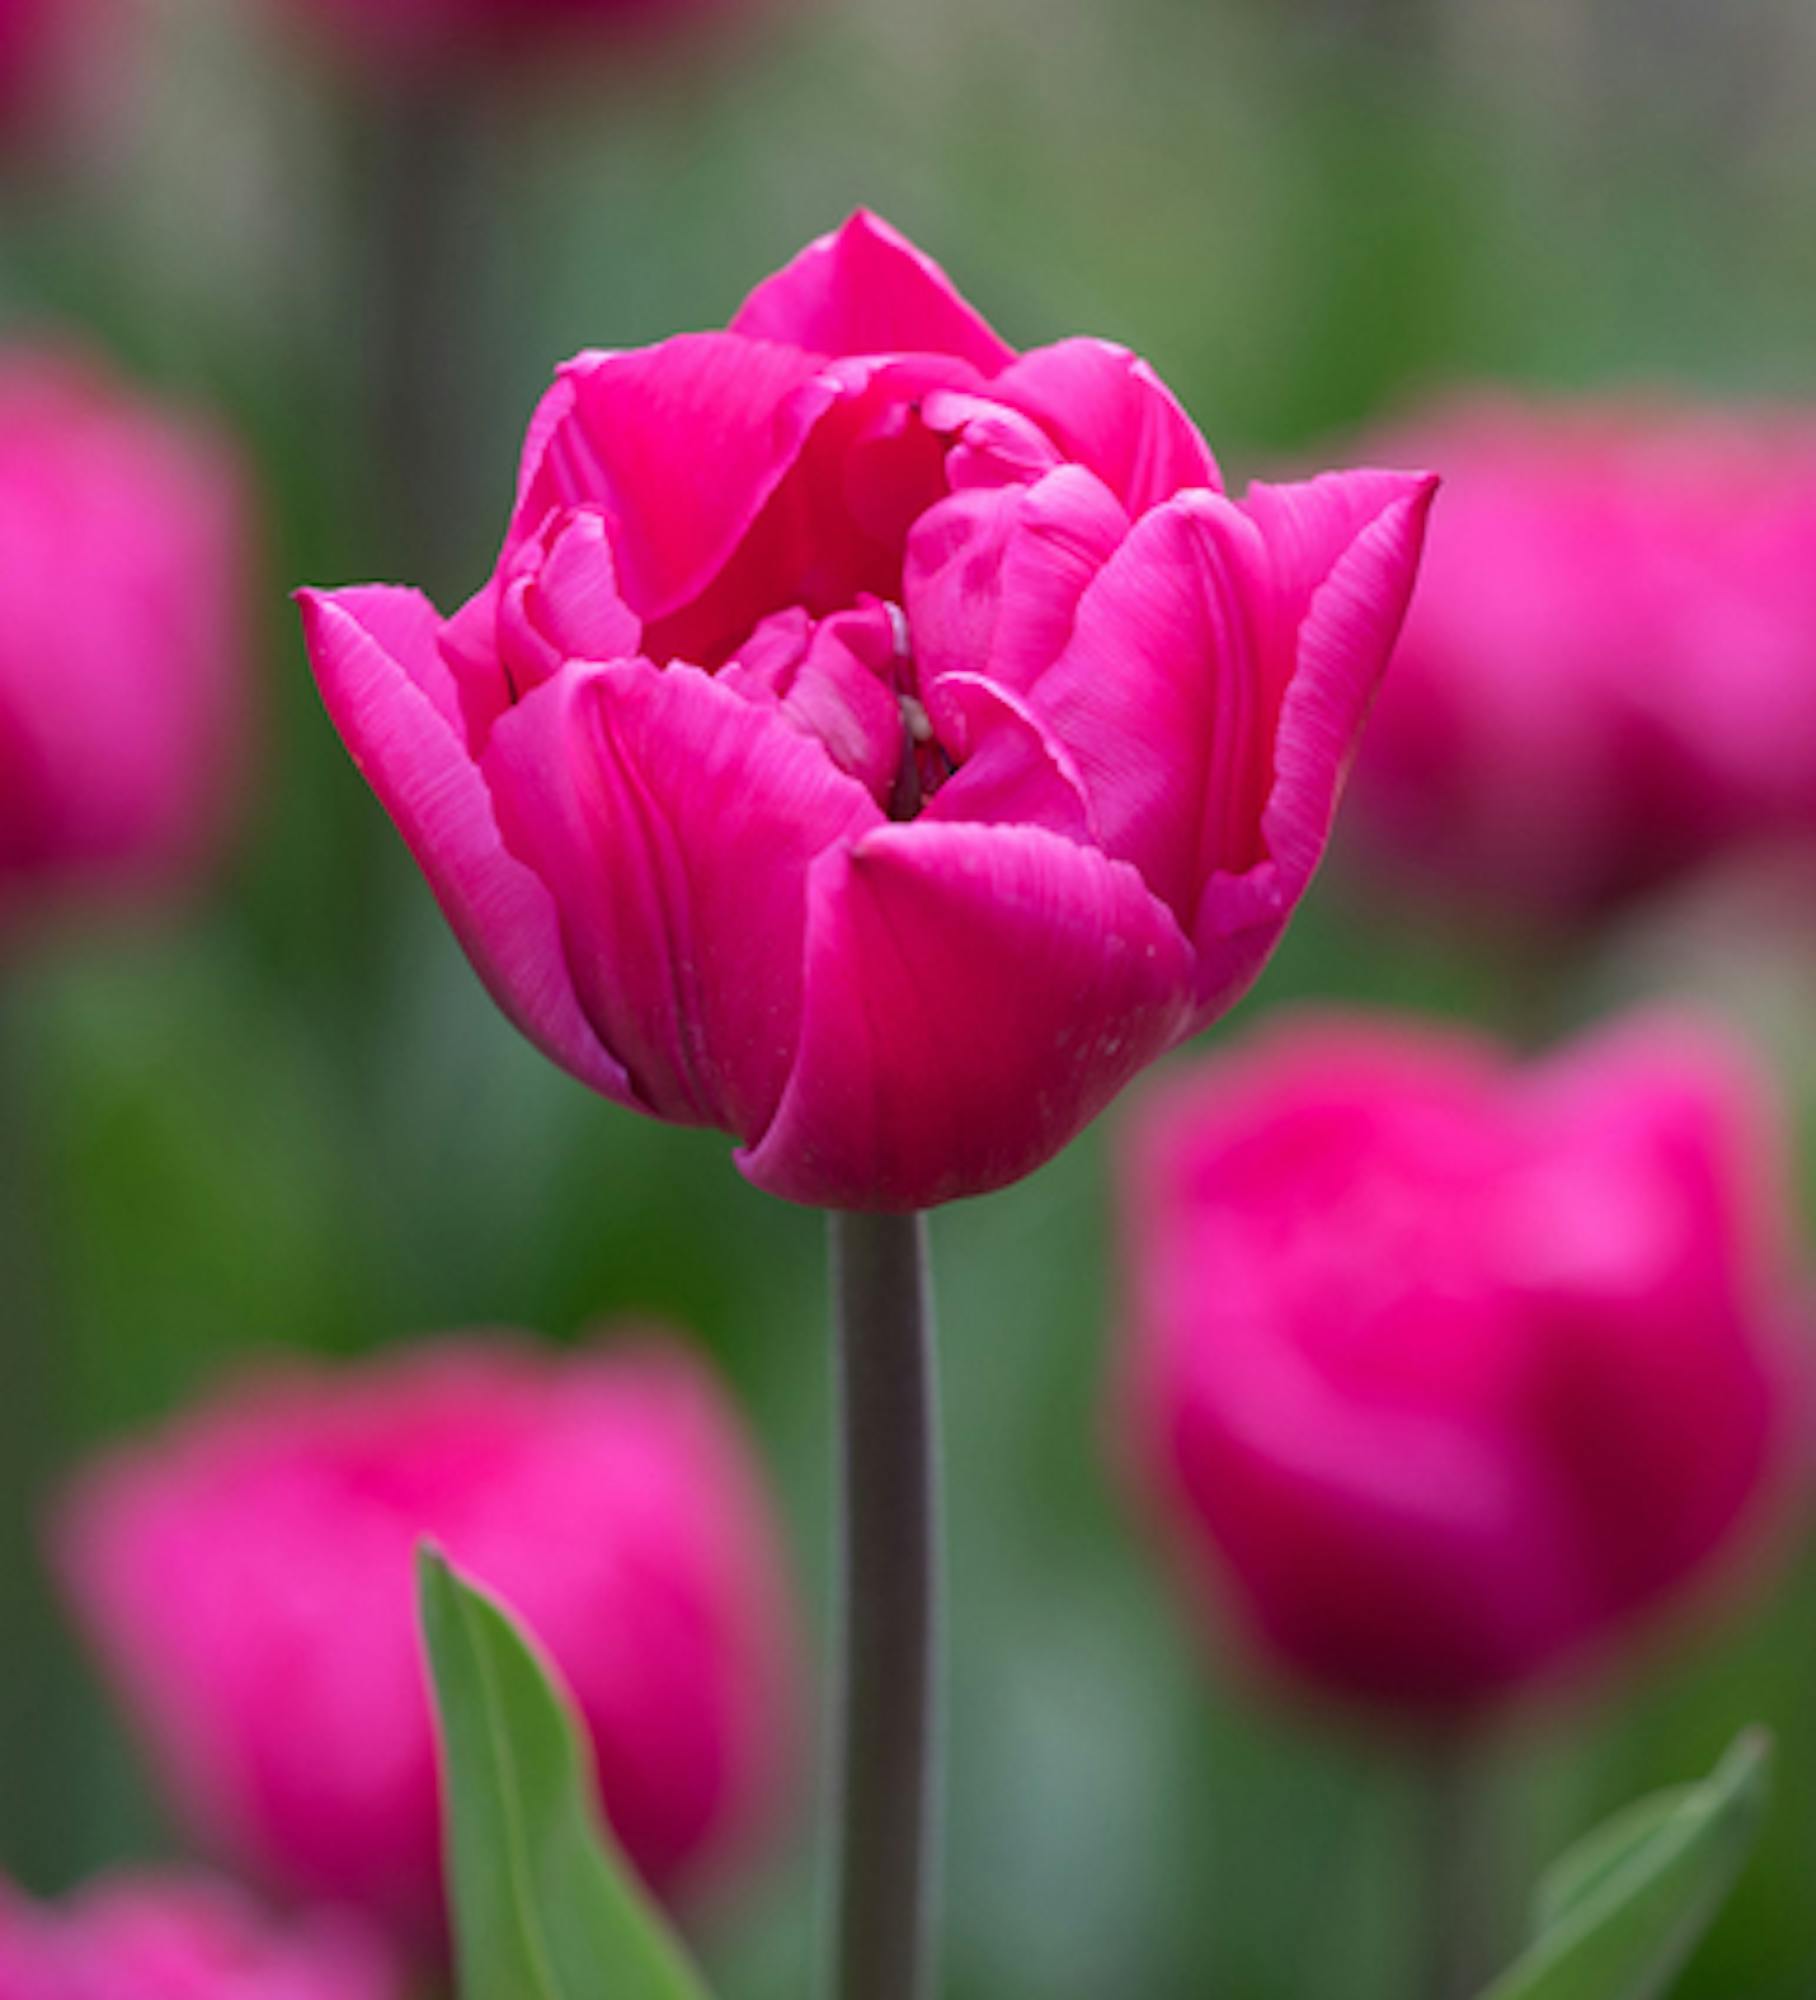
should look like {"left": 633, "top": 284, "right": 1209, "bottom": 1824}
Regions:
{"left": 1031, "top": 472, "right": 1434, "bottom": 1009}
{"left": 296, "top": 587, "right": 632, "bottom": 1105}
{"left": 1190, "top": 470, "right": 1438, "bottom": 1016}
{"left": 990, "top": 337, "right": 1222, "bottom": 511}
{"left": 739, "top": 822, "right": 1194, "bottom": 1209}
{"left": 729, "top": 209, "right": 1016, "bottom": 376}
{"left": 1028, "top": 497, "right": 1258, "bottom": 925}
{"left": 483, "top": 659, "right": 883, "bottom": 1139}
{"left": 511, "top": 334, "right": 839, "bottom": 623}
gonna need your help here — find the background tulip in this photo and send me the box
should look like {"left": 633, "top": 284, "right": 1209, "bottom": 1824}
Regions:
{"left": 0, "top": 0, "right": 108, "bottom": 156}
{"left": 0, "top": 351, "right": 253, "bottom": 941}
{"left": 1119, "top": 1010, "right": 1802, "bottom": 1719}
{"left": 300, "top": 211, "right": 1435, "bottom": 1211}
{"left": 54, "top": 1335, "right": 799, "bottom": 1951}
{"left": 1346, "top": 396, "right": 1816, "bottom": 924}
{"left": 0, "top": 1873, "right": 400, "bottom": 2000}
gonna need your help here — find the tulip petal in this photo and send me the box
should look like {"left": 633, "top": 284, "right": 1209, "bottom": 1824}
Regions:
{"left": 904, "top": 464, "right": 1128, "bottom": 697}
{"left": 483, "top": 659, "right": 883, "bottom": 1138}
{"left": 992, "top": 337, "right": 1223, "bottom": 511}
{"left": 1191, "top": 470, "right": 1437, "bottom": 1015}
{"left": 739, "top": 822, "right": 1193, "bottom": 1209}
{"left": 729, "top": 210, "right": 1016, "bottom": 376}
{"left": 921, "top": 674, "right": 1097, "bottom": 845}
{"left": 1028, "top": 496, "right": 1260, "bottom": 924}
{"left": 297, "top": 587, "right": 632, "bottom": 1105}
{"left": 511, "top": 334, "right": 839, "bottom": 624}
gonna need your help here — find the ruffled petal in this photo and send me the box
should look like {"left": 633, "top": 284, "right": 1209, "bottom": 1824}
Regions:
{"left": 991, "top": 337, "right": 1222, "bottom": 511}
{"left": 642, "top": 353, "right": 975, "bottom": 672}
{"left": 903, "top": 464, "right": 1128, "bottom": 699}
{"left": 921, "top": 674, "right": 1097, "bottom": 844}
{"left": 510, "top": 334, "right": 839, "bottom": 624}
{"left": 1027, "top": 474, "right": 1433, "bottom": 1006}
{"left": 729, "top": 210, "right": 1016, "bottom": 376}
{"left": 1027, "top": 496, "right": 1256, "bottom": 924}
{"left": 1191, "top": 470, "right": 1437, "bottom": 1016}
{"left": 482, "top": 660, "right": 883, "bottom": 1138}
{"left": 739, "top": 822, "right": 1194, "bottom": 1209}
{"left": 718, "top": 599, "right": 906, "bottom": 803}
{"left": 296, "top": 587, "right": 632, "bottom": 1104}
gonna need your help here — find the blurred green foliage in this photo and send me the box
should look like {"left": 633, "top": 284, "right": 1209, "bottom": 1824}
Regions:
{"left": 2, "top": 0, "right": 1813, "bottom": 1995}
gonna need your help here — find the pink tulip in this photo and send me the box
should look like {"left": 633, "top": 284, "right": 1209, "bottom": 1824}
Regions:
{"left": 0, "top": 352, "right": 253, "bottom": 938}
{"left": 0, "top": 1873, "right": 399, "bottom": 2000}
{"left": 0, "top": 0, "right": 106, "bottom": 153}
{"left": 1347, "top": 395, "right": 1816, "bottom": 921}
{"left": 1119, "top": 1011, "right": 1802, "bottom": 1719}
{"left": 54, "top": 1334, "right": 799, "bottom": 1951}
{"left": 299, "top": 212, "right": 1434, "bottom": 1210}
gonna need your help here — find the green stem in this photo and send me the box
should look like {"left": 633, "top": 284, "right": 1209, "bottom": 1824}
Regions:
{"left": 0, "top": 986, "right": 73, "bottom": 1883}
{"left": 1418, "top": 1734, "right": 1500, "bottom": 2000}
{"left": 826, "top": 1209, "right": 941, "bottom": 2000}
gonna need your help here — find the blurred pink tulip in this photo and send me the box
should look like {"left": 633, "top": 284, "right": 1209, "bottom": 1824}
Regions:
{"left": 1347, "top": 395, "right": 1816, "bottom": 922}
{"left": 0, "top": 352, "right": 253, "bottom": 939}
{"left": 299, "top": 211, "right": 1435, "bottom": 1210}
{"left": 1119, "top": 1011, "right": 1803, "bottom": 1720}
{"left": 0, "top": 0, "right": 108, "bottom": 154}
{"left": 55, "top": 1334, "right": 799, "bottom": 1952}
{"left": 0, "top": 1873, "right": 399, "bottom": 2000}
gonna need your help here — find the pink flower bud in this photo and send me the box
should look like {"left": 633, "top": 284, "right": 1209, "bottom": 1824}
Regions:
{"left": 298, "top": 212, "right": 1435, "bottom": 1210}
{"left": 1118, "top": 1011, "right": 1804, "bottom": 1721}
{"left": 0, "top": 351, "right": 254, "bottom": 939}
{"left": 1347, "top": 395, "right": 1816, "bottom": 923}
{"left": 53, "top": 1335, "right": 800, "bottom": 1953}
{"left": 0, "top": 1872, "right": 400, "bottom": 2000}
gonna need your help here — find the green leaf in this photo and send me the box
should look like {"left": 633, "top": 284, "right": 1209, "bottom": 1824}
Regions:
{"left": 417, "top": 1546, "right": 716, "bottom": 2000}
{"left": 1479, "top": 1729, "right": 1772, "bottom": 2000}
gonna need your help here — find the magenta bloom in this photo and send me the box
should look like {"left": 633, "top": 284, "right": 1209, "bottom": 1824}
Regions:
{"left": 0, "top": 352, "right": 252, "bottom": 937}
{"left": 55, "top": 1335, "right": 799, "bottom": 1951}
{"left": 0, "top": 1873, "right": 399, "bottom": 2000}
{"left": 1348, "top": 395, "right": 1816, "bottom": 921}
{"left": 300, "top": 213, "right": 1434, "bottom": 1210}
{"left": 1120, "top": 1011, "right": 1802, "bottom": 1720}
{"left": 0, "top": 0, "right": 107, "bottom": 153}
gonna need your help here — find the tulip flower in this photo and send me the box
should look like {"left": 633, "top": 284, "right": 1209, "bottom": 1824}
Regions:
{"left": 0, "top": 352, "right": 252, "bottom": 938}
{"left": 299, "top": 211, "right": 1435, "bottom": 1213}
{"left": 1119, "top": 1010, "right": 1801, "bottom": 1719}
{"left": 0, "top": 1873, "right": 399, "bottom": 2000}
{"left": 54, "top": 1335, "right": 799, "bottom": 1952}
{"left": 1347, "top": 395, "right": 1816, "bottom": 923}
{"left": 0, "top": 0, "right": 109, "bottom": 155}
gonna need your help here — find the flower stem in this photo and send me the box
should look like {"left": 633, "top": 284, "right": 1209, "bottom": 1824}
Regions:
{"left": 1417, "top": 1734, "right": 1500, "bottom": 2000}
{"left": 826, "top": 1209, "right": 941, "bottom": 2000}
{"left": 363, "top": 72, "right": 501, "bottom": 595}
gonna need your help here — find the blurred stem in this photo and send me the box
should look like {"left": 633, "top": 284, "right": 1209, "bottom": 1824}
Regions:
{"left": 0, "top": 985, "right": 72, "bottom": 1884}
{"left": 1417, "top": 1734, "right": 1500, "bottom": 2000}
{"left": 365, "top": 74, "right": 500, "bottom": 595}
{"left": 826, "top": 1210, "right": 942, "bottom": 2000}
